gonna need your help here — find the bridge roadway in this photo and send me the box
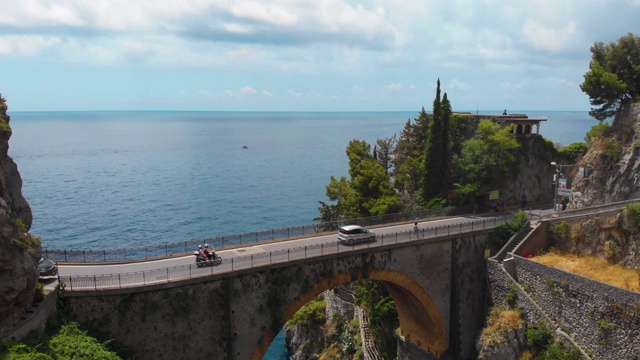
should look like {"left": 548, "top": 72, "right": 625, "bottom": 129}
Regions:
{"left": 57, "top": 212, "right": 522, "bottom": 287}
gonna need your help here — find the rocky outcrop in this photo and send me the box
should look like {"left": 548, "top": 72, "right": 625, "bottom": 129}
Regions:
{"left": 571, "top": 101, "right": 640, "bottom": 207}
{"left": 475, "top": 325, "right": 526, "bottom": 360}
{"left": 0, "top": 95, "right": 37, "bottom": 338}
{"left": 284, "top": 288, "right": 358, "bottom": 359}
{"left": 550, "top": 209, "right": 640, "bottom": 268}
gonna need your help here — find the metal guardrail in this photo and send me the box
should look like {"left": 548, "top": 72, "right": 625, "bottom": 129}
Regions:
{"left": 58, "top": 215, "right": 512, "bottom": 291}
{"left": 554, "top": 198, "right": 640, "bottom": 219}
{"left": 44, "top": 206, "right": 458, "bottom": 263}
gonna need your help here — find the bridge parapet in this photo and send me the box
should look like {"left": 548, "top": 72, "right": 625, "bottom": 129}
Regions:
{"left": 59, "top": 215, "right": 512, "bottom": 291}
{"left": 44, "top": 206, "right": 460, "bottom": 263}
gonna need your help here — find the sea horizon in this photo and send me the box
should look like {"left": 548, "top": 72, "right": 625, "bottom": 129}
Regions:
{"left": 9, "top": 109, "right": 590, "bottom": 113}
{"left": 9, "top": 110, "right": 597, "bottom": 252}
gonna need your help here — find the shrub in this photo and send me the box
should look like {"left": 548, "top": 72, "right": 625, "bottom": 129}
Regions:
{"left": 585, "top": 122, "right": 611, "bottom": 146}
{"left": 488, "top": 210, "right": 529, "bottom": 251}
{"left": 558, "top": 142, "right": 587, "bottom": 161}
{"left": 540, "top": 341, "right": 583, "bottom": 360}
{"left": 526, "top": 321, "right": 553, "bottom": 353}
{"left": 480, "top": 307, "right": 524, "bottom": 346}
{"left": 603, "top": 240, "right": 621, "bottom": 263}
{"left": 548, "top": 221, "right": 570, "bottom": 240}
{"left": 625, "top": 203, "right": 640, "bottom": 229}
{"left": 596, "top": 318, "right": 614, "bottom": 331}
{"left": 34, "top": 283, "right": 45, "bottom": 303}
{"left": 287, "top": 299, "right": 326, "bottom": 327}
{"left": 601, "top": 138, "right": 622, "bottom": 164}
{"left": 48, "top": 322, "right": 121, "bottom": 360}
{"left": 506, "top": 284, "right": 518, "bottom": 304}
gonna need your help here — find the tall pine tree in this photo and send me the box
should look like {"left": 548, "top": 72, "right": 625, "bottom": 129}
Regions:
{"left": 422, "top": 79, "right": 447, "bottom": 205}
{"left": 441, "top": 92, "right": 452, "bottom": 188}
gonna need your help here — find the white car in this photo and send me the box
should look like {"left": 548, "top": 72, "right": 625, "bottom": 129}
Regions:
{"left": 338, "top": 225, "right": 376, "bottom": 245}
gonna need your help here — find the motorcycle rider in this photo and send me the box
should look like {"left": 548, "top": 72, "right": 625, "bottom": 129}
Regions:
{"left": 204, "top": 244, "right": 215, "bottom": 260}
{"left": 197, "top": 245, "right": 207, "bottom": 261}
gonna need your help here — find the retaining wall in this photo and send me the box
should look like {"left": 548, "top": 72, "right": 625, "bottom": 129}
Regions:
{"left": 514, "top": 256, "right": 640, "bottom": 359}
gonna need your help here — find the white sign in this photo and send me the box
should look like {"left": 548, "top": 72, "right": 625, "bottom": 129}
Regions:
{"left": 557, "top": 188, "right": 573, "bottom": 196}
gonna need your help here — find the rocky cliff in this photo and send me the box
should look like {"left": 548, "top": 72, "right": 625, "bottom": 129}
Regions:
{"left": 571, "top": 101, "right": 640, "bottom": 207}
{"left": 0, "top": 95, "right": 37, "bottom": 338}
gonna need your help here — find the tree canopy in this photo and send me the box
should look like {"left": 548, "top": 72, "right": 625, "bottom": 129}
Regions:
{"left": 580, "top": 33, "right": 640, "bottom": 120}
{"left": 317, "top": 139, "right": 399, "bottom": 223}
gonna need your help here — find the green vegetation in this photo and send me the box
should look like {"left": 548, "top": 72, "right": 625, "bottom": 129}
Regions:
{"left": 316, "top": 139, "right": 400, "bottom": 224}
{"left": 318, "top": 79, "right": 533, "bottom": 221}
{"left": 548, "top": 221, "right": 570, "bottom": 241}
{"left": 480, "top": 306, "right": 524, "bottom": 346}
{"left": 11, "top": 219, "right": 42, "bottom": 257}
{"left": 580, "top": 33, "right": 640, "bottom": 121}
{"left": 488, "top": 210, "right": 529, "bottom": 252}
{"left": 506, "top": 284, "right": 519, "bottom": 305}
{"left": 526, "top": 322, "right": 554, "bottom": 353}
{"left": 353, "top": 280, "right": 398, "bottom": 358}
{"left": 603, "top": 240, "right": 621, "bottom": 263}
{"left": 584, "top": 121, "right": 612, "bottom": 146}
{"left": 287, "top": 299, "right": 327, "bottom": 327}
{"left": 558, "top": 142, "right": 587, "bottom": 161}
{"left": 422, "top": 79, "right": 451, "bottom": 203}
{"left": 625, "top": 203, "right": 640, "bottom": 229}
{"left": 454, "top": 119, "right": 519, "bottom": 191}
{"left": 0, "top": 322, "right": 122, "bottom": 360}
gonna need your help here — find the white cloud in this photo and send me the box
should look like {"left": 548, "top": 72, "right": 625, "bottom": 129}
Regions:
{"left": 447, "top": 79, "right": 471, "bottom": 91}
{"left": 0, "top": 35, "right": 61, "bottom": 56}
{"left": 224, "top": 90, "right": 234, "bottom": 97}
{"left": 387, "top": 83, "right": 402, "bottom": 92}
{"left": 288, "top": 89, "right": 302, "bottom": 98}
{"left": 240, "top": 86, "right": 256, "bottom": 94}
{"left": 522, "top": 20, "right": 577, "bottom": 52}
{"left": 261, "top": 90, "right": 273, "bottom": 97}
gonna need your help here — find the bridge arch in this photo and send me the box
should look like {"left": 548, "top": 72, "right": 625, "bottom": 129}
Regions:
{"left": 250, "top": 268, "right": 447, "bottom": 359}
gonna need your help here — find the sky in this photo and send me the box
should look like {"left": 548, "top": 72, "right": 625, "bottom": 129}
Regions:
{"left": 0, "top": 0, "right": 638, "bottom": 112}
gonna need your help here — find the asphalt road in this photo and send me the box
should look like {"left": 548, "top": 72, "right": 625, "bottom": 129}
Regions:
{"left": 58, "top": 212, "right": 521, "bottom": 278}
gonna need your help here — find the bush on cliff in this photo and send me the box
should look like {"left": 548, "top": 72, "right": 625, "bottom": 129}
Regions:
{"left": 0, "top": 322, "right": 122, "bottom": 360}
{"left": 488, "top": 210, "right": 529, "bottom": 253}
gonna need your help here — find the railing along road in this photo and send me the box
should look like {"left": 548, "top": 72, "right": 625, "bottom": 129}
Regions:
{"left": 44, "top": 207, "right": 457, "bottom": 263}
{"left": 59, "top": 215, "right": 512, "bottom": 291}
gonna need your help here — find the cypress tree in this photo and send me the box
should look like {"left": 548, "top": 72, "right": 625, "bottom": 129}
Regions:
{"left": 441, "top": 92, "right": 452, "bottom": 188}
{"left": 422, "top": 79, "right": 445, "bottom": 204}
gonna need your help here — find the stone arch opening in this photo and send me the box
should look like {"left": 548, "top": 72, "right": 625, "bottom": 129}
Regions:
{"left": 251, "top": 269, "right": 447, "bottom": 359}
{"left": 524, "top": 123, "right": 532, "bottom": 135}
{"left": 516, "top": 124, "right": 524, "bottom": 135}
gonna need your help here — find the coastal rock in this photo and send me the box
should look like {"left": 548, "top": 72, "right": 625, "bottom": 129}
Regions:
{"left": 0, "top": 95, "right": 37, "bottom": 339}
{"left": 475, "top": 326, "right": 526, "bottom": 360}
{"left": 570, "top": 101, "right": 640, "bottom": 207}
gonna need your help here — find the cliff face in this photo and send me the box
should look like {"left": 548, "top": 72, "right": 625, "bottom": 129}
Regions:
{"left": 0, "top": 96, "right": 37, "bottom": 336}
{"left": 571, "top": 102, "right": 640, "bottom": 207}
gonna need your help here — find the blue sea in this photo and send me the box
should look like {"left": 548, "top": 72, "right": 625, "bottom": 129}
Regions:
{"left": 8, "top": 110, "right": 597, "bottom": 359}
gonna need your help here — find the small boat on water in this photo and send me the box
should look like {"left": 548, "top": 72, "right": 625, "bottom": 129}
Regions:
{"left": 242, "top": 145, "right": 248, "bottom": 149}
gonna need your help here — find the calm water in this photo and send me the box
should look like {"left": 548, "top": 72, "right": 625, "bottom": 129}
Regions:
{"left": 8, "top": 110, "right": 596, "bottom": 359}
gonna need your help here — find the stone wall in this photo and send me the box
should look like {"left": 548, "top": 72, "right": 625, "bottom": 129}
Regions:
{"left": 514, "top": 256, "right": 640, "bottom": 359}
{"left": 449, "top": 235, "right": 488, "bottom": 359}
{"left": 486, "top": 259, "right": 550, "bottom": 326}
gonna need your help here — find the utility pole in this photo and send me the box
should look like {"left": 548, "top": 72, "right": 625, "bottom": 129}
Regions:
{"left": 551, "top": 162, "right": 559, "bottom": 211}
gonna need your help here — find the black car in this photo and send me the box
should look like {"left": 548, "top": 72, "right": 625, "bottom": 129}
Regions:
{"left": 38, "top": 257, "right": 58, "bottom": 279}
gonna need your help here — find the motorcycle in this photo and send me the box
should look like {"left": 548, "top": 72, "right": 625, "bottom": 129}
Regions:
{"left": 194, "top": 251, "right": 223, "bottom": 267}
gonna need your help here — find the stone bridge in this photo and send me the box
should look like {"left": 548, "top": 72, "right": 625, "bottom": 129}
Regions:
{"left": 64, "top": 229, "right": 493, "bottom": 360}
